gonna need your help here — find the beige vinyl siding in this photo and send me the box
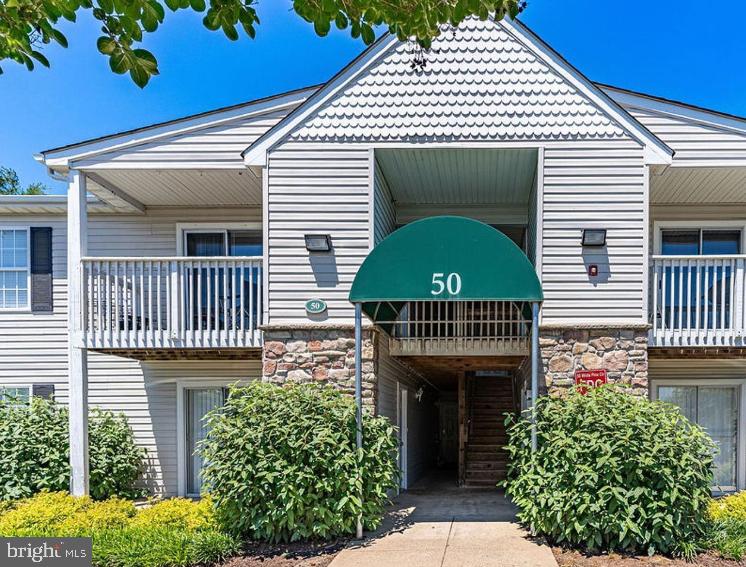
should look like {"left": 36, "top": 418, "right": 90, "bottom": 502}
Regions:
{"left": 541, "top": 141, "right": 647, "bottom": 325}
{"left": 266, "top": 145, "right": 371, "bottom": 324}
{"left": 373, "top": 163, "right": 396, "bottom": 246}
{"left": 0, "top": 208, "right": 262, "bottom": 496}
{"left": 628, "top": 107, "right": 746, "bottom": 166}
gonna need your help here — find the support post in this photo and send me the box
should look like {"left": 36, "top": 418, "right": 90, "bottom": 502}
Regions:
{"left": 530, "top": 301, "right": 540, "bottom": 453}
{"left": 68, "top": 170, "right": 89, "bottom": 496}
{"left": 354, "top": 303, "right": 363, "bottom": 539}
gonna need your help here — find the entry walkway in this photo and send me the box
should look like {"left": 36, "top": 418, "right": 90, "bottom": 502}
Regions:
{"left": 330, "top": 476, "right": 557, "bottom": 567}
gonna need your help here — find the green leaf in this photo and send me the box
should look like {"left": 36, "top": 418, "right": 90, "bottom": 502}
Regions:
{"left": 189, "top": 0, "right": 206, "bottom": 11}
{"left": 97, "top": 36, "right": 117, "bottom": 55}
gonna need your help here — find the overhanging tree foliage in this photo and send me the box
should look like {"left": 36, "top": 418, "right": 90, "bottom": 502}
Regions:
{"left": 0, "top": 0, "right": 525, "bottom": 87}
{"left": 0, "top": 166, "right": 47, "bottom": 195}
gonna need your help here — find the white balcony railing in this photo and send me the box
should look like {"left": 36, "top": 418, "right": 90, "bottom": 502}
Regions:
{"left": 386, "top": 300, "right": 532, "bottom": 356}
{"left": 651, "top": 255, "right": 746, "bottom": 347}
{"left": 81, "top": 257, "right": 263, "bottom": 350}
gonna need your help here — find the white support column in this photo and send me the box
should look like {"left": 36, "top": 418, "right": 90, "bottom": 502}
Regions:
{"left": 68, "top": 170, "right": 89, "bottom": 496}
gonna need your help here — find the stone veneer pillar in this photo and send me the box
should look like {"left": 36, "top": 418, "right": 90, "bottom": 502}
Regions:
{"left": 261, "top": 327, "right": 377, "bottom": 407}
{"left": 540, "top": 327, "right": 649, "bottom": 396}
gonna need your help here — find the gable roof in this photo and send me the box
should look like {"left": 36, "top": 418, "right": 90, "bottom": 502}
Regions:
{"left": 600, "top": 83, "right": 746, "bottom": 136}
{"left": 243, "top": 17, "right": 673, "bottom": 166}
{"left": 37, "top": 85, "right": 319, "bottom": 171}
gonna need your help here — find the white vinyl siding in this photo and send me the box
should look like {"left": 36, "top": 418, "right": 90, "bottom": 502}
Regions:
{"left": 375, "top": 335, "right": 432, "bottom": 487}
{"left": 627, "top": 107, "right": 746, "bottom": 166}
{"left": 266, "top": 145, "right": 371, "bottom": 324}
{"left": 0, "top": 209, "right": 262, "bottom": 496}
{"left": 373, "top": 163, "right": 396, "bottom": 246}
{"left": 73, "top": 109, "right": 294, "bottom": 169}
{"left": 541, "top": 141, "right": 648, "bottom": 325}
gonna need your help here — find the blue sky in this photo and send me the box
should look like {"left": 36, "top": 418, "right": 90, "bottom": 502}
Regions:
{"left": 2, "top": 0, "right": 745, "bottom": 194}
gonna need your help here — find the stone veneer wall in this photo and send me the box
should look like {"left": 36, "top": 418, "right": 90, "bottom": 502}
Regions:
{"left": 541, "top": 328, "right": 649, "bottom": 395}
{"left": 262, "top": 328, "right": 377, "bottom": 407}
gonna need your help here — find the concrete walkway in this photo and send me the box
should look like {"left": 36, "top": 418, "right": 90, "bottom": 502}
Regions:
{"left": 330, "top": 476, "right": 557, "bottom": 567}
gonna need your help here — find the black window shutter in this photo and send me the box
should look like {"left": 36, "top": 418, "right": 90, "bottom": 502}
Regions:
{"left": 32, "top": 384, "right": 55, "bottom": 400}
{"left": 30, "top": 227, "right": 53, "bottom": 312}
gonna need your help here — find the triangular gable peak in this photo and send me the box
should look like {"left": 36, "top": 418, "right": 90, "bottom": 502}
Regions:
{"left": 274, "top": 18, "right": 665, "bottom": 153}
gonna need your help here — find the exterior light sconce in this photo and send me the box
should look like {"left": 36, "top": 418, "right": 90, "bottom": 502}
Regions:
{"left": 582, "top": 229, "right": 607, "bottom": 247}
{"left": 304, "top": 234, "right": 332, "bottom": 252}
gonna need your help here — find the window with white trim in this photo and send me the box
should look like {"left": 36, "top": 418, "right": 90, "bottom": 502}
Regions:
{"left": 0, "top": 229, "right": 30, "bottom": 310}
{"left": 0, "top": 385, "right": 31, "bottom": 405}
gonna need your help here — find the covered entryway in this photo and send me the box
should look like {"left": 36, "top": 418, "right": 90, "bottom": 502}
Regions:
{"left": 349, "top": 216, "right": 543, "bottom": 496}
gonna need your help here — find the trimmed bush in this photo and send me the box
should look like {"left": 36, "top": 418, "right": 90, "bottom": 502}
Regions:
{"left": 0, "top": 492, "right": 240, "bottom": 567}
{"left": 710, "top": 491, "right": 746, "bottom": 522}
{"left": 504, "top": 386, "right": 715, "bottom": 555}
{"left": 130, "top": 497, "right": 215, "bottom": 530}
{"left": 200, "top": 382, "right": 399, "bottom": 542}
{"left": 0, "top": 397, "right": 145, "bottom": 500}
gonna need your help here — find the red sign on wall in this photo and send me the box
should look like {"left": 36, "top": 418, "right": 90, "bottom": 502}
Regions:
{"left": 575, "top": 369, "right": 608, "bottom": 394}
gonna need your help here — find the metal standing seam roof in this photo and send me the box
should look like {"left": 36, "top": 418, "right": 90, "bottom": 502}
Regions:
{"left": 349, "top": 216, "right": 543, "bottom": 324}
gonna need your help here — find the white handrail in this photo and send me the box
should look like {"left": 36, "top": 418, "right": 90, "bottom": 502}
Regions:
{"left": 384, "top": 300, "right": 532, "bottom": 356}
{"left": 81, "top": 257, "right": 263, "bottom": 349}
{"left": 650, "top": 255, "right": 745, "bottom": 347}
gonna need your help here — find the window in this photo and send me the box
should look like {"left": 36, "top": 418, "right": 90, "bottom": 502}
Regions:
{"left": 185, "top": 387, "right": 227, "bottom": 496}
{"left": 0, "top": 229, "right": 29, "bottom": 310}
{"left": 661, "top": 229, "right": 741, "bottom": 256}
{"left": 659, "top": 228, "right": 743, "bottom": 330}
{"left": 184, "top": 230, "right": 262, "bottom": 257}
{"left": 657, "top": 384, "right": 739, "bottom": 492}
{"left": 0, "top": 385, "right": 31, "bottom": 406}
{"left": 183, "top": 228, "right": 263, "bottom": 331}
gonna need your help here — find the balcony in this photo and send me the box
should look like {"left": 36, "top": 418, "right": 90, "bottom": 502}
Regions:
{"left": 386, "top": 300, "right": 532, "bottom": 357}
{"left": 80, "top": 257, "right": 263, "bottom": 351}
{"left": 651, "top": 255, "right": 746, "bottom": 347}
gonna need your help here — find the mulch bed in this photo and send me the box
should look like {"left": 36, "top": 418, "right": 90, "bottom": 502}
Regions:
{"left": 553, "top": 548, "right": 746, "bottom": 567}
{"left": 220, "top": 540, "right": 347, "bottom": 567}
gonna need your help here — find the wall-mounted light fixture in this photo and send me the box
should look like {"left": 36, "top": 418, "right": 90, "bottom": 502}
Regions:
{"left": 582, "top": 229, "right": 607, "bottom": 247}
{"left": 304, "top": 234, "right": 332, "bottom": 252}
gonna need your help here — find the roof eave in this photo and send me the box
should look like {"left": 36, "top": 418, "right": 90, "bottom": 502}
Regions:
{"left": 503, "top": 18, "right": 673, "bottom": 165}
{"left": 38, "top": 85, "right": 320, "bottom": 170}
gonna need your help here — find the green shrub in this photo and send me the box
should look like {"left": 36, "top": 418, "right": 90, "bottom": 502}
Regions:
{"left": 700, "top": 518, "right": 746, "bottom": 560}
{"left": 0, "top": 397, "right": 145, "bottom": 500}
{"left": 504, "top": 386, "right": 715, "bottom": 555}
{"left": 201, "top": 382, "right": 399, "bottom": 542}
{"left": 89, "top": 409, "right": 147, "bottom": 500}
{"left": 0, "top": 397, "right": 69, "bottom": 500}
{"left": 710, "top": 491, "right": 746, "bottom": 522}
{"left": 0, "top": 492, "right": 136, "bottom": 536}
{"left": 0, "top": 492, "right": 239, "bottom": 567}
{"left": 131, "top": 497, "right": 215, "bottom": 530}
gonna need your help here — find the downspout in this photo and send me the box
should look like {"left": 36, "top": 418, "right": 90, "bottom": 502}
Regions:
{"left": 354, "top": 302, "right": 364, "bottom": 539}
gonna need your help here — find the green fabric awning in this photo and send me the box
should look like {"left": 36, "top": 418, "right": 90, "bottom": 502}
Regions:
{"left": 349, "top": 216, "right": 543, "bottom": 324}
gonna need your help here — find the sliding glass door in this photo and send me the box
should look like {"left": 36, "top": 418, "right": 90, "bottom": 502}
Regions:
{"left": 657, "top": 384, "right": 739, "bottom": 492}
{"left": 185, "top": 387, "right": 226, "bottom": 496}
{"left": 183, "top": 230, "right": 262, "bottom": 332}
